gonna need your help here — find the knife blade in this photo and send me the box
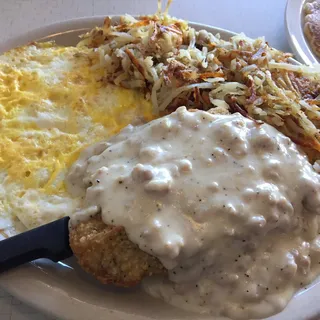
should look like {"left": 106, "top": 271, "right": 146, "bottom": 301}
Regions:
{"left": 0, "top": 216, "right": 72, "bottom": 273}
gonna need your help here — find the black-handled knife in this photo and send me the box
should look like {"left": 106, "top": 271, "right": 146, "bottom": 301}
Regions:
{"left": 0, "top": 216, "right": 73, "bottom": 273}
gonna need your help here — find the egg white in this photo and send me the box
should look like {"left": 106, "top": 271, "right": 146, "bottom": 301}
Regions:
{"left": 0, "top": 42, "right": 153, "bottom": 237}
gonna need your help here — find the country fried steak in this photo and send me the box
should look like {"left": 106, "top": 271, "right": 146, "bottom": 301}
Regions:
{"left": 69, "top": 214, "right": 165, "bottom": 287}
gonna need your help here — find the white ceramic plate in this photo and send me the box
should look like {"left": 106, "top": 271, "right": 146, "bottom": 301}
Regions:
{"left": 285, "top": 0, "right": 319, "bottom": 65}
{"left": 0, "top": 16, "right": 320, "bottom": 320}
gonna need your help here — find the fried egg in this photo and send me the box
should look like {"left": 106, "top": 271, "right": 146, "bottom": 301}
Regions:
{"left": 0, "top": 42, "right": 153, "bottom": 238}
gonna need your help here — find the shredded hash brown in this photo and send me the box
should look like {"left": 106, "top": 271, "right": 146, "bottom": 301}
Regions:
{"left": 77, "top": 8, "right": 320, "bottom": 161}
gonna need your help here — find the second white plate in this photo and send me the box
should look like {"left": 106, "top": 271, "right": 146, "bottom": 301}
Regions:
{"left": 286, "top": 0, "right": 319, "bottom": 65}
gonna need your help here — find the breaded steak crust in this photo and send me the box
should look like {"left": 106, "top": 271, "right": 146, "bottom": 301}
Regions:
{"left": 69, "top": 214, "right": 165, "bottom": 286}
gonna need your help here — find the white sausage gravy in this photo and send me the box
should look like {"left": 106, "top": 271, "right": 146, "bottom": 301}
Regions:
{"left": 67, "top": 107, "right": 320, "bottom": 319}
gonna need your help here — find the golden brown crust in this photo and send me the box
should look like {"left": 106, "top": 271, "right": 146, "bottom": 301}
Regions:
{"left": 69, "top": 214, "right": 165, "bottom": 287}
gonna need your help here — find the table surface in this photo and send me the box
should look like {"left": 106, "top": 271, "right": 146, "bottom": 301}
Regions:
{"left": 0, "top": 0, "right": 289, "bottom": 319}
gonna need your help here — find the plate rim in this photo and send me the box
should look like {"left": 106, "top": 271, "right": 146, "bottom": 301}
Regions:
{"left": 0, "top": 15, "right": 238, "bottom": 53}
{"left": 0, "top": 15, "right": 315, "bottom": 320}
{"left": 285, "top": 0, "right": 319, "bottom": 65}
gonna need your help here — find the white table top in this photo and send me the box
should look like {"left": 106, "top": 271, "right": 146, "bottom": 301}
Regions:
{"left": 0, "top": 0, "right": 289, "bottom": 319}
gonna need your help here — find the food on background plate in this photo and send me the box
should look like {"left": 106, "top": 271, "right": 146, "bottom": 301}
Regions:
{"left": 304, "top": 0, "right": 320, "bottom": 59}
{"left": 1, "top": 1, "right": 320, "bottom": 319}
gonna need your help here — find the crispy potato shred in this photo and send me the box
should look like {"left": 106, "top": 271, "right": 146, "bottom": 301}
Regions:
{"left": 78, "top": 1, "right": 320, "bottom": 159}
